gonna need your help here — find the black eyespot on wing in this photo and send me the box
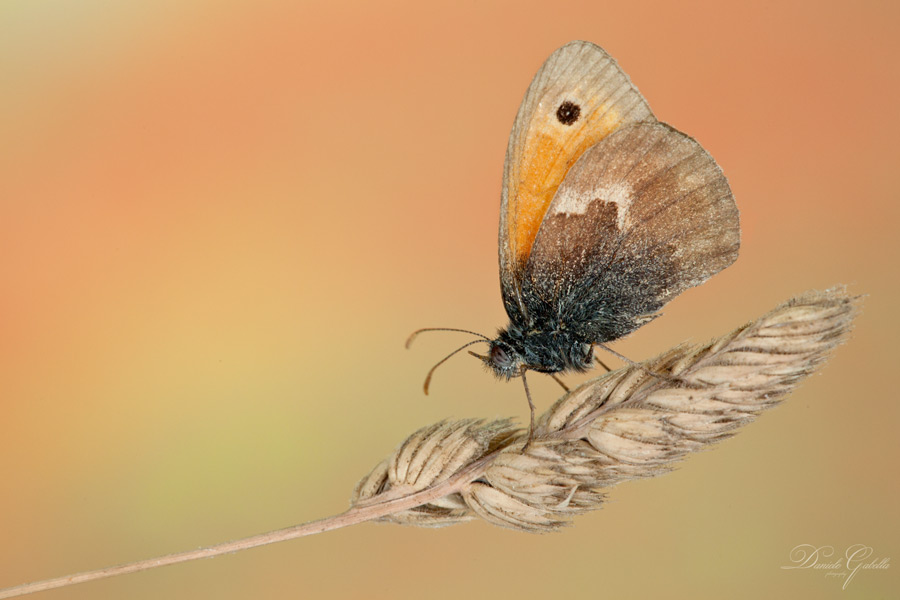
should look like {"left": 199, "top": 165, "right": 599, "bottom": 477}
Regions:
{"left": 556, "top": 101, "right": 581, "bottom": 125}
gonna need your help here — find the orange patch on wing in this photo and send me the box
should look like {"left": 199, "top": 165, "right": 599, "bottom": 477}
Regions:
{"left": 509, "top": 106, "right": 624, "bottom": 266}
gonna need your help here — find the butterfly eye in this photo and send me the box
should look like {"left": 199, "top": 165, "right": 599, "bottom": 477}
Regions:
{"left": 556, "top": 101, "right": 581, "bottom": 125}
{"left": 490, "top": 344, "right": 511, "bottom": 368}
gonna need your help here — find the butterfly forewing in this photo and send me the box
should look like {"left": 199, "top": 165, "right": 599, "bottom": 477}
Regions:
{"left": 499, "top": 41, "right": 655, "bottom": 321}
{"left": 522, "top": 122, "right": 740, "bottom": 341}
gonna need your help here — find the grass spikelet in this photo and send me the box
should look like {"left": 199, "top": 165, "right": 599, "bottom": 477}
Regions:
{"left": 352, "top": 287, "right": 860, "bottom": 532}
{"left": 0, "top": 287, "right": 860, "bottom": 598}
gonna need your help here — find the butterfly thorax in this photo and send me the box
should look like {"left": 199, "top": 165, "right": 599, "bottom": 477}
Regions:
{"left": 487, "top": 323, "right": 594, "bottom": 379}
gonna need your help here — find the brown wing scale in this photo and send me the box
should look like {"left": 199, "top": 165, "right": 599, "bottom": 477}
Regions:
{"left": 521, "top": 122, "right": 740, "bottom": 341}
{"left": 499, "top": 41, "right": 655, "bottom": 320}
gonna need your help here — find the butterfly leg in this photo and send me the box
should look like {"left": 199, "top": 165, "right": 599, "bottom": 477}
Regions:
{"left": 594, "top": 342, "right": 641, "bottom": 366}
{"left": 594, "top": 342, "right": 681, "bottom": 384}
{"left": 593, "top": 355, "right": 612, "bottom": 372}
{"left": 548, "top": 373, "right": 570, "bottom": 392}
{"left": 520, "top": 371, "right": 537, "bottom": 450}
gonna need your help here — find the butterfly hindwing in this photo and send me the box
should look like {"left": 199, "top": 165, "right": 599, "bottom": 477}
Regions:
{"left": 521, "top": 122, "right": 740, "bottom": 341}
{"left": 499, "top": 41, "right": 655, "bottom": 322}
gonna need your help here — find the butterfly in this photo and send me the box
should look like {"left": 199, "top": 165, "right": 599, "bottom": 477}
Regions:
{"left": 409, "top": 41, "right": 740, "bottom": 440}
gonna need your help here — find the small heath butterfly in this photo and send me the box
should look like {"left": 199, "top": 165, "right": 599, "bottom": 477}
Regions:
{"left": 410, "top": 41, "right": 740, "bottom": 439}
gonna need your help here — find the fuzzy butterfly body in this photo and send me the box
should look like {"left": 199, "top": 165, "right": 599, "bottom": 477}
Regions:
{"left": 485, "top": 41, "right": 740, "bottom": 380}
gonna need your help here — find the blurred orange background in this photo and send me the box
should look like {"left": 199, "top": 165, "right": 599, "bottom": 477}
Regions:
{"left": 1, "top": 1, "right": 897, "bottom": 598}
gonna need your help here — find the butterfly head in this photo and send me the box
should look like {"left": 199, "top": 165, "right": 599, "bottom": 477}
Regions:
{"left": 484, "top": 339, "right": 525, "bottom": 380}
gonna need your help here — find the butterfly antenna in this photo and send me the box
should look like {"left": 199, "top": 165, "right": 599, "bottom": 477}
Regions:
{"left": 405, "top": 327, "right": 490, "bottom": 349}
{"left": 421, "top": 339, "right": 488, "bottom": 395}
